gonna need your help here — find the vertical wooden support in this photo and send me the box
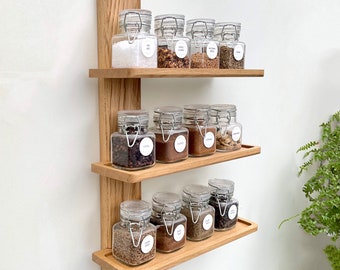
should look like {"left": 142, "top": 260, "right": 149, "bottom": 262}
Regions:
{"left": 96, "top": 0, "right": 141, "bottom": 249}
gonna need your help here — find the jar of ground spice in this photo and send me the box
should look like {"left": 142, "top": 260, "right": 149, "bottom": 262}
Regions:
{"left": 208, "top": 178, "right": 239, "bottom": 230}
{"left": 111, "top": 110, "right": 155, "bottom": 170}
{"left": 186, "top": 18, "right": 219, "bottom": 68}
{"left": 214, "top": 22, "right": 245, "bottom": 69}
{"left": 181, "top": 184, "right": 215, "bottom": 241}
{"left": 154, "top": 14, "right": 190, "bottom": 68}
{"left": 111, "top": 9, "right": 157, "bottom": 68}
{"left": 150, "top": 106, "right": 188, "bottom": 163}
{"left": 150, "top": 192, "right": 187, "bottom": 253}
{"left": 209, "top": 104, "right": 242, "bottom": 152}
{"left": 112, "top": 200, "right": 156, "bottom": 266}
{"left": 183, "top": 104, "right": 216, "bottom": 156}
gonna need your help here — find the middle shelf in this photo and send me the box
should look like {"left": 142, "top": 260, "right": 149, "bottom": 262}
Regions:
{"left": 92, "top": 144, "right": 260, "bottom": 183}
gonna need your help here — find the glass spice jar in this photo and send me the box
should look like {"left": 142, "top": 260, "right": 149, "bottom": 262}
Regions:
{"left": 154, "top": 14, "right": 190, "bottom": 68}
{"left": 186, "top": 18, "right": 219, "bottom": 68}
{"left": 214, "top": 22, "right": 245, "bottom": 69}
{"left": 208, "top": 178, "right": 239, "bottom": 230}
{"left": 150, "top": 192, "right": 187, "bottom": 253}
{"left": 150, "top": 106, "right": 188, "bottom": 163}
{"left": 112, "top": 200, "right": 156, "bottom": 266}
{"left": 209, "top": 104, "right": 242, "bottom": 152}
{"left": 181, "top": 184, "right": 215, "bottom": 241}
{"left": 183, "top": 104, "right": 216, "bottom": 156}
{"left": 111, "top": 9, "right": 157, "bottom": 68}
{"left": 111, "top": 110, "right": 155, "bottom": 170}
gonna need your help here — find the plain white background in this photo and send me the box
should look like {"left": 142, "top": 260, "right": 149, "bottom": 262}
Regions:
{"left": 0, "top": 0, "right": 339, "bottom": 269}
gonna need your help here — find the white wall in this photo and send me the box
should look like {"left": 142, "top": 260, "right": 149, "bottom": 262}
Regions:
{"left": 1, "top": 0, "right": 339, "bottom": 270}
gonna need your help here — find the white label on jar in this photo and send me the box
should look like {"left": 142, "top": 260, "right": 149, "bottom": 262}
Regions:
{"left": 139, "top": 137, "right": 154, "bottom": 156}
{"left": 203, "top": 214, "right": 213, "bottom": 230}
{"left": 233, "top": 44, "right": 244, "bottom": 61}
{"left": 232, "top": 126, "right": 241, "bottom": 141}
{"left": 175, "top": 40, "right": 188, "bottom": 59}
{"left": 173, "top": 224, "right": 185, "bottom": 242}
{"left": 174, "top": 135, "right": 186, "bottom": 153}
{"left": 203, "top": 131, "right": 215, "bottom": 148}
{"left": 142, "top": 38, "right": 156, "bottom": 58}
{"left": 141, "top": 234, "right": 154, "bottom": 254}
{"left": 206, "top": 41, "right": 218, "bottom": 59}
{"left": 228, "top": 204, "right": 238, "bottom": 220}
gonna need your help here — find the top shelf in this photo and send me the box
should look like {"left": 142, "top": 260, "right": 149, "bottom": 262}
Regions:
{"left": 89, "top": 68, "right": 264, "bottom": 78}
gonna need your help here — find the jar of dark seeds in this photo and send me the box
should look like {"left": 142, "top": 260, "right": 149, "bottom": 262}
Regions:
{"left": 150, "top": 106, "right": 188, "bottom": 163}
{"left": 112, "top": 200, "right": 156, "bottom": 266}
{"left": 151, "top": 192, "right": 187, "bottom": 253}
{"left": 186, "top": 18, "right": 219, "bottom": 68}
{"left": 208, "top": 178, "right": 239, "bottom": 231}
{"left": 154, "top": 14, "right": 190, "bottom": 68}
{"left": 209, "top": 104, "right": 242, "bottom": 152}
{"left": 181, "top": 184, "right": 215, "bottom": 241}
{"left": 183, "top": 104, "right": 216, "bottom": 156}
{"left": 111, "top": 110, "right": 155, "bottom": 170}
{"left": 214, "top": 22, "right": 245, "bottom": 69}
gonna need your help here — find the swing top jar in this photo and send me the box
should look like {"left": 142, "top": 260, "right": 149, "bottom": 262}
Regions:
{"left": 154, "top": 14, "right": 190, "bottom": 68}
{"left": 111, "top": 9, "right": 157, "bottom": 68}
{"left": 186, "top": 18, "right": 219, "bottom": 68}
{"left": 110, "top": 110, "right": 155, "bottom": 170}
{"left": 183, "top": 104, "right": 216, "bottom": 156}
{"left": 208, "top": 178, "right": 239, "bottom": 231}
{"left": 112, "top": 200, "right": 156, "bottom": 266}
{"left": 150, "top": 106, "right": 188, "bottom": 163}
{"left": 181, "top": 184, "right": 215, "bottom": 241}
{"left": 150, "top": 192, "right": 187, "bottom": 253}
{"left": 209, "top": 104, "right": 242, "bottom": 152}
{"left": 214, "top": 22, "right": 245, "bottom": 69}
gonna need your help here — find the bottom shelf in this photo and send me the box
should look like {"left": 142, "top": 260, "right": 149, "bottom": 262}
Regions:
{"left": 92, "top": 217, "right": 258, "bottom": 270}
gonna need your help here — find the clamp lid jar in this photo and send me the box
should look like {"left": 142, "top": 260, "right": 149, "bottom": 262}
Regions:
{"left": 154, "top": 14, "right": 190, "bottom": 68}
{"left": 111, "top": 110, "right": 155, "bottom": 170}
{"left": 181, "top": 184, "right": 215, "bottom": 241}
{"left": 111, "top": 9, "right": 157, "bottom": 68}
{"left": 151, "top": 192, "right": 187, "bottom": 253}
{"left": 208, "top": 178, "right": 239, "bottom": 230}
{"left": 112, "top": 200, "right": 156, "bottom": 266}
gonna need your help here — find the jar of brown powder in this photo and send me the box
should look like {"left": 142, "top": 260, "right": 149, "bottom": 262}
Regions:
{"left": 112, "top": 200, "right": 156, "bottom": 266}
{"left": 151, "top": 192, "right": 187, "bottom": 253}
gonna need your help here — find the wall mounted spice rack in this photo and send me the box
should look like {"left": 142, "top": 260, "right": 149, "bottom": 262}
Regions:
{"left": 90, "top": 1, "right": 264, "bottom": 269}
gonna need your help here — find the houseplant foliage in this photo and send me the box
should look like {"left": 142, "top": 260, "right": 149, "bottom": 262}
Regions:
{"left": 281, "top": 110, "right": 340, "bottom": 269}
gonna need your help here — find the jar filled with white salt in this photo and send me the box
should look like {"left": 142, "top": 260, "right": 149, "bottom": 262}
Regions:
{"left": 111, "top": 9, "right": 157, "bottom": 68}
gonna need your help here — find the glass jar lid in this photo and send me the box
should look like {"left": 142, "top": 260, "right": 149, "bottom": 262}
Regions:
{"left": 120, "top": 200, "right": 152, "bottom": 222}
{"left": 214, "top": 22, "right": 241, "bottom": 40}
{"left": 153, "top": 106, "right": 183, "bottom": 127}
{"left": 209, "top": 104, "right": 237, "bottom": 118}
{"left": 119, "top": 9, "right": 152, "bottom": 33}
{"left": 208, "top": 178, "right": 235, "bottom": 196}
{"left": 152, "top": 192, "right": 182, "bottom": 213}
{"left": 182, "top": 184, "right": 211, "bottom": 204}
{"left": 183, "top": 104, "right": 210, "bottom": 121}
{"left": 118, "top": 110, "right": 149, "bottom": 127}
{"left": 154, "top": 14, "right": 185, "bottom": 37}
{"left": 186, "top": 18, "right": 215, "bottom": 39}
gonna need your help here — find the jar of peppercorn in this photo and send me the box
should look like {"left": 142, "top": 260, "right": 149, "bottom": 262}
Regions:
{"left": 181, "top": 184, "right": 215, "bottom": 241}
{"left": 208, "top": 178, "right": 239, "bottom": 231}
{"left": 183, "top": 104, "right": 216, "bottom": 156}
{"left": 209, "top": 104, "right": 242, "bottom": 152}
{"left": 150, "top": 192, "right": 187, "bottom": 253}
{"left": 154, "top": 14, "right": 190, "bottom": 68}
{"left": 214, "top": 22, "right": 245, "bottom": 69}
{"left": 111, "top": 110, "right": 155, "bottom": 170}
{"left": 185, "top": 18, "right": 219, "bottom": 68}
{"left": 112, "top": 200, "right": 156, "bottom": 266}
{"left": 150, "top": 106, "right": 188, "bottom": 163}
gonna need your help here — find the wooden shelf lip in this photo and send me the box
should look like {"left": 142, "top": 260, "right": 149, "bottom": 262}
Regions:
{"left": 92, "top": 217, "right": 258, "bottom": 270}
{"left": 91, "top": 145, "right": 261, "bottom": 183}
{"left": 89, "top": 68, "right": 264, "bottom": 78}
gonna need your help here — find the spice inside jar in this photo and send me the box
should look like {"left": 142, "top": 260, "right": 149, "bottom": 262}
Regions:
{"left": 151, "top": 192, "right": 187, "bottom": 253}
{"left": 112, "top": 200, "right": 156, "bottom": 266}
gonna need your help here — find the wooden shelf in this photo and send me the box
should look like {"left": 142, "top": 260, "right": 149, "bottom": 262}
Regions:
{"left": 89, "top": 68, "right": 264, "bottom": 78}
{"left": 92, "top": 145, "right": 261, "bottom": 183}
{"left": 92, "top": 217, "right": 258, "bottom": 270}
